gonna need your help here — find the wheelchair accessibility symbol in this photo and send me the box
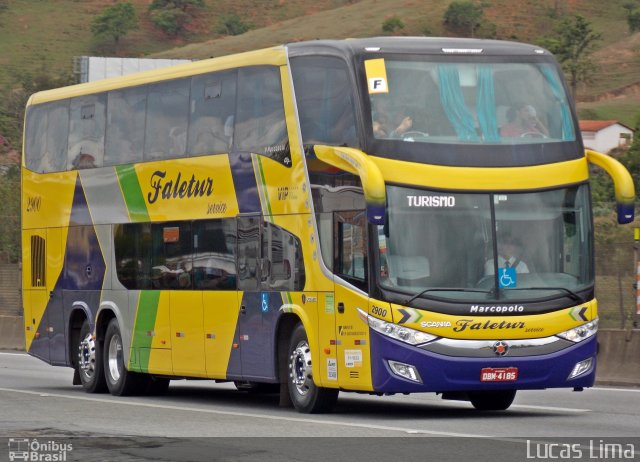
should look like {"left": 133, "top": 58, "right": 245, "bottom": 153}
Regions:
{"left": 499, "top": 267, "right": 517, "bottom": 288}
{"left": 261, "top": 293, "right": 269, "bottom": 313}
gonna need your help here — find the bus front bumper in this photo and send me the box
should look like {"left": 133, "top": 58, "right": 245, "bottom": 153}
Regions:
{"left": 369, "top": 330, "right": 597, "bottom": 393}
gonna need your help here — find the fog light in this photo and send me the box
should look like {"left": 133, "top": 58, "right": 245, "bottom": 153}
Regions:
{"left": 569, "top": 358, "right": 593, "bottom": 379}
{"left": 388, "top": 360, "right": 422, "bottom": 383}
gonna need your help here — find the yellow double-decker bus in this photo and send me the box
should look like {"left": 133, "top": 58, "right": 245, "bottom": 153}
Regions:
{"left": 22, "top": 38, "right": 634, "bottom": 413}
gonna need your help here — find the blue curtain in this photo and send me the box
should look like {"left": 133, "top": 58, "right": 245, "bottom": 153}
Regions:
{"left": 437, "top": 65, "right": 478, "bottom": 141}
{"left": 539, "top": 65, "right": 574, "bottom": 141}
{"left": 477, "top": 65, "right": 500, "bottom": 142}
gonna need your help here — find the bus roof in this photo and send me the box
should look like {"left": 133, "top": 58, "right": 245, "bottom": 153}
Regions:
{"left": 286, "top": 37, "right": 551, "bottom": 58}
{"left": 28, "top": 37, "right": 551, "bottom": 106}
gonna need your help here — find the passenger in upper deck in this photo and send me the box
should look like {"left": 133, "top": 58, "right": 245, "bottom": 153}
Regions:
{"left": 500, "top": 103, "right": 549, "bottom": 138}
{"left": 371, "top": 95, "right": 413, "bottom": 139}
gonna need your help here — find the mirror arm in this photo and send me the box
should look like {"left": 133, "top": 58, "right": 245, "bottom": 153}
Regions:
{"left": 586, "top": 149, "right": 635, "bottom": 224}
{"left": 313, "top": 145, "right": 386, "bottom": 224}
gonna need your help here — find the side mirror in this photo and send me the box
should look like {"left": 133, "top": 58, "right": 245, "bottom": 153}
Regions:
{"left": 313, "top": 145, "right": 386, "bottom": 225}
{"left": 586, "top": 150, "right": 635, "bottom": 224}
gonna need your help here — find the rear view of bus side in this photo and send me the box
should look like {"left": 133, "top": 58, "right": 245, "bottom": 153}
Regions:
{"left": 22, "top": 38, "right": 634, "bottom": 413}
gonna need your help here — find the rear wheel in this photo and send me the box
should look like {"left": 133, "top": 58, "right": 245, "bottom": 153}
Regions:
{"left": 469, "top": 390, "right": 516, "bottom": 411}
{"left": 288, "top": 323, "right": 338, "bottom": 413}
{"left": 104, "top": 318, "right": 148, "bottom": 396}
{"left": 76, "top": 318, "right": 107, "bottom": 393}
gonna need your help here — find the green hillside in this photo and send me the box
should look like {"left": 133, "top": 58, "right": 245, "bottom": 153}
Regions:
{"left": 0, "top": 0, "right": 639, "bottom": 124}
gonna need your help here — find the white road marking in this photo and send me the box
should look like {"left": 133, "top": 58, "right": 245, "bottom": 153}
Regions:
{"left": 418, "top": 396, "right": 591, "bottom": 413}
{"left": 0, "top": 352, "right": 28, "bottom": 356}
{"left": 0, "top": 387, "right": 490, "bottom": 438}
{"left": 510, "top": 404, "right": 590, "bottom": 413}
{"left": 592, "top": 387, "right": 640, "bottom": 393}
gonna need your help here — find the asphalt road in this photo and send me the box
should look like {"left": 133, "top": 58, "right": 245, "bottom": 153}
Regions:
{"left": 0, "top": 351, "right": 638, "bottom": 461}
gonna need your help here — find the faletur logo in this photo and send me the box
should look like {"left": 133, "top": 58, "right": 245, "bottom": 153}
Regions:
{"left": 147, "top": 170, "right": 213, "bottom": 204}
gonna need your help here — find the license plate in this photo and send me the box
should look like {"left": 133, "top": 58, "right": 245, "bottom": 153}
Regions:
{"left": 480, "top": 367, "right": 518, "bottom": 382}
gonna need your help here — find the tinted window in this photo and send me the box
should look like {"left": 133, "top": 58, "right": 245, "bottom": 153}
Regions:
{"left": 237, "top": 216, "right": 261, "bottom": 291}
{"left": 193, "top": 220, "right": 237, "bottom": 290}
{"left": 114, "top": 223, "right": 152, "bottom": 290}
{"left": 262, "top": 222, "right": 305, "bottom": 291}
{"left": 25, "top": 101, "right": 69, "bottom": 173}
{"left": 291, "top": 56, "right": 358, "bottom": 147}
{"left": 68, "top": 94, "right": 106, "bottom": 169}
{"left": 145, "top": 79, "right": 190, "bottom": 161}
{"left": 188, "top": 71, "right": 237, "bottom": 157}
{"left": 235, "top": 67, "right": 289, "bottom": 164}
{"left": 151, "top": 222, "right": 192, "bottom": 289}
{"left": 105, "top": 86, "right": 147, "bottom": 166}
{"left": 335, "top": 210, "right": 368, "bottom": 290}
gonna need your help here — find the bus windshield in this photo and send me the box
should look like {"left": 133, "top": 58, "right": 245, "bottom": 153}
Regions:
{"left": 366, "top": 58, "right": 575, "bottom": 145}
{"left": 376, "top": 184, "right": 593, "bottom": 302}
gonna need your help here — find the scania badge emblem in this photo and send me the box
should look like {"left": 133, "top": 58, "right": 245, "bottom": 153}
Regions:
{"left": 492, "top": 341, "right": 509, "bottom": 356}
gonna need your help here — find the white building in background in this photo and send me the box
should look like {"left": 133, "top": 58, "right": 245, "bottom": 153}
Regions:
{"left": 579, "top": 120, "right": 634, "bottom": 153}
{"left": 74, "top": 56, "right": 193, "bottom": 83}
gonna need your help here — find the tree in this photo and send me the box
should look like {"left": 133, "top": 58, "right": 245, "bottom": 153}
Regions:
{"left": 381, "top": 16, "right": 405, "bottom": 34}
{"left": 216, "top": 13, "right": 254, "bottom": 36}
{"left": 540, "top": 15, "right": 602, "bottom": 99}
{"left": 149, "top": 0, "right": 204, "bottom": 11}
{"left": 149, "top": 0, "right": 203, "bottom": 36}
{"left": 443, "top": 1, "right": 484, "bottom": 37}
{"left": 91, "top": 2, "right": 137, "bottom": 48}
{"left": 628, "top": 9, "right": 640, "bottom": 32}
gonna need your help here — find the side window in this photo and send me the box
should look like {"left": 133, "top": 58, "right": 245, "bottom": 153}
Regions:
{"left": 68, "top": 94, "right": 106, "bottom": 169}
{"left": 114, "top": 223, "right": 152, "bottom": 289}
{"left": 188, "top": 71, "right": 237, "bottom": 157}
{"left": 290, "top": 56, "right": 358, "bottom": 147}
{"left": 151, "top": 222, "right": 192, "bottom": 290}
{"left": 145, "top": 79, "right": 190, "bottom": 161}
{"left": 237, "top": 215, "right": 261, "bottom": 291}
{"left": 334, "top": 210, "right": 368, "bottom": 290}
{"left": 193, "top": 219, "right": 237, "bottom": 290}
{"left": 25, "top": 101, "right": 69, "bottom": 173}
{"left": 261, "top": 222, "right": 305, "bottom": 291}
{"left": 235, "top": 66, "right": 289, "bottom": 165}
{"left": 105, "top": 86, "right": 147, "bottom": 166}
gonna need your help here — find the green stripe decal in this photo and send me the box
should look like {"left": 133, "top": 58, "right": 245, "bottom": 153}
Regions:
{"left": 255, "top": 156, "right": 273, "bottom": 216}
{"left": 115, "top": 164, "right": 150, "bottom": 222}
{"left": 131, "top": 290, "right": 161, "bottom": 373}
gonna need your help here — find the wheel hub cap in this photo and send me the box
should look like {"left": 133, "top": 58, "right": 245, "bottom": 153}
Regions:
{"left": 289, "top": 340, "right": 312, "bottom": 396}
{"left": 78, "top": 333, "right": 96, "bottom": 378}
{"left": 107, "top": 333, "right": 123, "bottom": 383}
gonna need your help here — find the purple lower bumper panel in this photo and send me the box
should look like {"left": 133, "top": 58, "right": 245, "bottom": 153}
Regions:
{"left": 370, "top": 330, "right": 597, "bottom": 393}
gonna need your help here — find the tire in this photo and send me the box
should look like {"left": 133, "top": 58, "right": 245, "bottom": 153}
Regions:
{"left": 76, "top": 318, "right": 107, "bottom": 393}
{"left": 287, "top": 323, "right": 338, "bottom": 413}
{"left": 469, "top": 390, "right": 517, "bottom": 411}
{"left": 103, "top": 318, "right": 148, "bottom": 396}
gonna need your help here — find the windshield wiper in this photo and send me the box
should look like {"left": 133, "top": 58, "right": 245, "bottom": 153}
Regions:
{"left": 505, "top": 287, "right": 583, "bottom": 303}
{"left": 405, "top": 288, "right": 491, "bottom": 306}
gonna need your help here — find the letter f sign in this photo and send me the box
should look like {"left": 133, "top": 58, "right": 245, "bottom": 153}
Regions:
{"left": 369, "top": 78, "right": 388, "bottom": 94}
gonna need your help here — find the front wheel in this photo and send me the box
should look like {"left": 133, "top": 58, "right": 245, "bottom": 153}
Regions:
{"left": 469, "top": 390, "right": 516, "bottom": 411}
{"left": 288, "top": 323, "right": 338, "bottom": 413}
{"left": 104, "top": 318, "right": 148, "bottom": 396}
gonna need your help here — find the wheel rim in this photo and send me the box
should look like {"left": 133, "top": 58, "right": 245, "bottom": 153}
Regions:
{"left": 78, "top": 332, "right": 96, "bottom": 380}
{"left": 107, "top": 333, "right": 123, "bottom": 383}
{"left": 289, "top": 340, "right": 313, "bottom": 396}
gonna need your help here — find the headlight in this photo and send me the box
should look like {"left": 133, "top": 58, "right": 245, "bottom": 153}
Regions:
{"left": 358, "top": 308, "right": 436, "bottom": 345}
{"left": 556, "top": 318, "right": 598, "bottom": 343}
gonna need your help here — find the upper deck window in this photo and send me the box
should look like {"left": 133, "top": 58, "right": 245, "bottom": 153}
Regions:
{"left": 366, "top": 59, "right": 574, "bottom": 145}
{"left": 362, "top": 56, "right": 579, "bottom": 167}
{"left": 290, "top": 56, "right": 358, "bottom": 148}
